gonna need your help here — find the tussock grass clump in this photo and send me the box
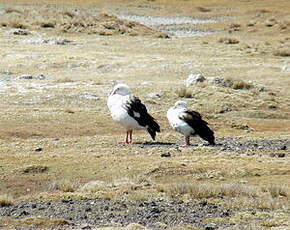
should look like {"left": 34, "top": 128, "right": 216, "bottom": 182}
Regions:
{"left": 167, "top": 183, "right": 258, "bottom": 199}
{"left": 0, "top": 195, "right": 13, "bottom": 207}
{"left": 176, "top": 87, "right": 192, "bottom": 98}
{"left": 4, "top": 8, "right": 22, "bottom": 14}
{"left": 273, "top": 49, "right": 290, "bottom": 57}
{"left": 21, "top": 165, "right": 48, "bottom": 174}
{"left": 10, "top": 23, "right": 27, "bottom": 29}
{"left": 62, "top": 11, "right": 75, "bottom": 18}
{"left": 196, "top": 6, "right": 211, "bottom": 12}
{"left": 218, "top": 37, "right": 240, "bottom": 44}
{"left": 232, "top": 80, "right": 253, "bottom": 90}
{"left": 55, "top": 77, "right": 74, "bottom": 83}
{"left": 64, "top": 109, "right": 75, "bottom": 114}
{"left": 213, "top": 77, "right": 253, "bottom": 90}
{"left": 262, "top": 185, "right": 289, "bottom": 198}
{"left": 0, "top": 8, "right": 169, "bottom": 37}
{"left": 49, "top": 179, "right": 80, "bottom": 192}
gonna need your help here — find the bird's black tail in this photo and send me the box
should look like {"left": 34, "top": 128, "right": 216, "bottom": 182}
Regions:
{"left": 195, "top": 121, "right": 215, "bottom": 145}
{"left": 146, "top": 114, "right": 160, "bottom": 140}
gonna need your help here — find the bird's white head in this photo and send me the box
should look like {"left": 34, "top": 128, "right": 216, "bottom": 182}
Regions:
{"left": 174, "top": 100, "right": 188, "bottom": 109}
{"left": 110, "top": 83, "right": 130, "bottom": 96}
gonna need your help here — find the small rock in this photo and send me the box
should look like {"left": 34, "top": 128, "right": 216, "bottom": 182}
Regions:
{"left": 8, "top": 29, "right": 31, "bottom": 36}
{"left": 270, "top": 152, "right": 286, "bottom": 158}
{"left": 19, "top": 74, "right": 33, "bottom": 80}
{"left": 281, "top": 66, "right": 290, "bottom": 71}
{"left": 35, "top": 147, "right": 43, "bottom": 152}
{"left": 160, "top": 152, "right": 171, "bottom": 157}
{"left": 147, "top": 92, "right": 162, "bottom": 99}
{"left": 277, "top": 153, "right": 286, "bottom": 158}
{"left": 205, "top": 223, "right": 218, "bottom": 230}
{"left": 280, "top": 145, "right": 287, "bottom": 150}
{"left": 186, "top": 73, "right": 206, "bottom": 86}
{"left": 35, "top": 74, "right": 46, "bottom": 80}
{"left": 82, "top": 92, "right": 99, "bottom": 100}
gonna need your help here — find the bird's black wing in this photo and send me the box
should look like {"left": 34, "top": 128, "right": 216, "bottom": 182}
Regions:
{"left": 179, "top": 110, "right": 215, "bottom": 145}
{"left": 125, "top": 96, "right": 160, "bottom": 140}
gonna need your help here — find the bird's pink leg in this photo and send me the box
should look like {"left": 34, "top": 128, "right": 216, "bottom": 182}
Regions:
{"left": 128, "top": 130, "right": 133, "bottom": 144}
{"left": 182, "top": 136, "right": 190, "bottom": 147}
{"left": 119, "top": 131, "right": 130, "bottom": 144}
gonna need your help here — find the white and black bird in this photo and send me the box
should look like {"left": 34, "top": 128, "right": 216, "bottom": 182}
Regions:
{"left": 107, "top": 83, "right": 160, "bottom": 144}
{"left": 167, "top": 100, "right": 215, "bottom": 146}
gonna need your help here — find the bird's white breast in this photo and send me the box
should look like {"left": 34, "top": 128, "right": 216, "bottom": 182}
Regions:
{"left": 167, "top": 107, "right": 195, "bottom": 137}
{"left": 107, "top": 94, "right": 143, "bottom": 131}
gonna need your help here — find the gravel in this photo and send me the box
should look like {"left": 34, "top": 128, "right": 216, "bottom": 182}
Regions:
{"left": 138, "top": 138, "right": 290, "bottom": 154}
{"left": 0, "top": 198, "right": 231, "bottom": 229}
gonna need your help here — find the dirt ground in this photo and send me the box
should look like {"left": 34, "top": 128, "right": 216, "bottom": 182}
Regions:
{"left": 0, "top": 0, "right": 290, "bottom": 229}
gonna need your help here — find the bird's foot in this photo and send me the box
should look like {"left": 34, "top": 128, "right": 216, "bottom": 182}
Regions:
{"left": 118, "top": 140, "right": 130, "bottom": 145}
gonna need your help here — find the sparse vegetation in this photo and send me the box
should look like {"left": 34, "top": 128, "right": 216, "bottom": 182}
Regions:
{"left": 218, "top": 37, "right": 240, "bottom": 44}
{"left": 21, "top": 165, "right": 49, "bottom": 174}
{"left": 196, "top": 7, "right": 211, "bottom": 12}
{"left": 0, "top": 195, "right": 13, "bottom": 207}
{"left": 19, "top": 217, "right": 71, "bottom": 228}
{"left": 273, "top": 49, "right": 290, "bottom": 57}
{"left": 166, "top": 183, "right": 258, "bottom": 199}
{"left": 176, "top": 87, "right": 192, "bottom": 98}
{"left": 55, "top": 77, "right": 74, "bottom": 83}
{"left": 49, "top": 179, "right": 81, "bottom": 192}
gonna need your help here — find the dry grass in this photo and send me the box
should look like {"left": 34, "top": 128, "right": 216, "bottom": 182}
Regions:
{"left": 218, "top": 37, "right": 240, "bottom": 44}
{"left": 49, "top": 179, "right": 81, "bottom": 193}
{"left": 21, "top": 165, "right": 49, "bottom": 174}
{"left": 175, "top": 87, "right": 193, "bottom": 98}
{"left": 0, "top": 9, "right": 168, "bottom": 37}
{"left": 196, "top": 6, "right": 211, "bottom": 13}
{"left": 19, "top": 216, "right": 71, "bottom": 228}
{"left": 165, "top": 183, "right": 258, "bottom": 199}
{"left": 55, "top": 77, "right": 74, "bottom": 83}
{"left": 273, "top": 49, "right": 290, "bottom": 57}
{"left": 0, "top": 195, "right": 13, "bottom": 207}
{"left": 4, "top": 8, "right": 22, "bottom": 14}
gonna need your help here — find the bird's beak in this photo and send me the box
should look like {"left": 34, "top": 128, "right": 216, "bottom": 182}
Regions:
{"left": 110, "top": 89, "right": 116, "bottom": 95}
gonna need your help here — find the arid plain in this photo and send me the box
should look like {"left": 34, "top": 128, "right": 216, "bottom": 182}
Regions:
{"left": 0, "top": 0, "right": 290, "bottom": 229}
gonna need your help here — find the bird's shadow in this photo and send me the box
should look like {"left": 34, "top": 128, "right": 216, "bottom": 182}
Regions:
{"left": 135, "top": 141, "right": 176, "bottom": 147}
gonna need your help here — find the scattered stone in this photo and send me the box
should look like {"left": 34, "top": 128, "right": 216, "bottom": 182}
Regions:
{"left": 82, "top": 92, "right": 99, "bottom": 100}
{"left": 19, "top": 74, "right": 46, "bottom": 80}
{"left": 205, "top": 223, "right": 218, "bottom": 230}
{"left": 0, "top": 198, "right": 229, "bottom": 228}
{"left": 186, "top": 73, "right": 206, "bottom": 86}
{"left": 35, "top": 74, "right": 46, "bottom": 80}
{"left": 281, "top": 66, "right": 290, "bottom": 71}
{"left": 8, "top": 28, "right": 31, "bottom": 35}
{"left": 141, "top": 81, "right": 152, "bottom": 86}
{"left": 218, "top": 37, "right": 239, "bottom": 44}
{"left": 22, "top": 37, "right": 73, "bottom": 45}
{"left": 270, "top": 152, "right": 286, "bottom": 158}
{"left": 19, "top": 74, "right": 33, "bottom": 79}
{"left": 147, "top": 92, "right": 162, "bottom": 99}
{"left": 160, "top": 152, "right": 171, "bottom": 157}
{"left": 280, "top": 145, "right": 287, "bottom": 150}
{"left": 35, "top": 147, "right": 43, "bottom": 152}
